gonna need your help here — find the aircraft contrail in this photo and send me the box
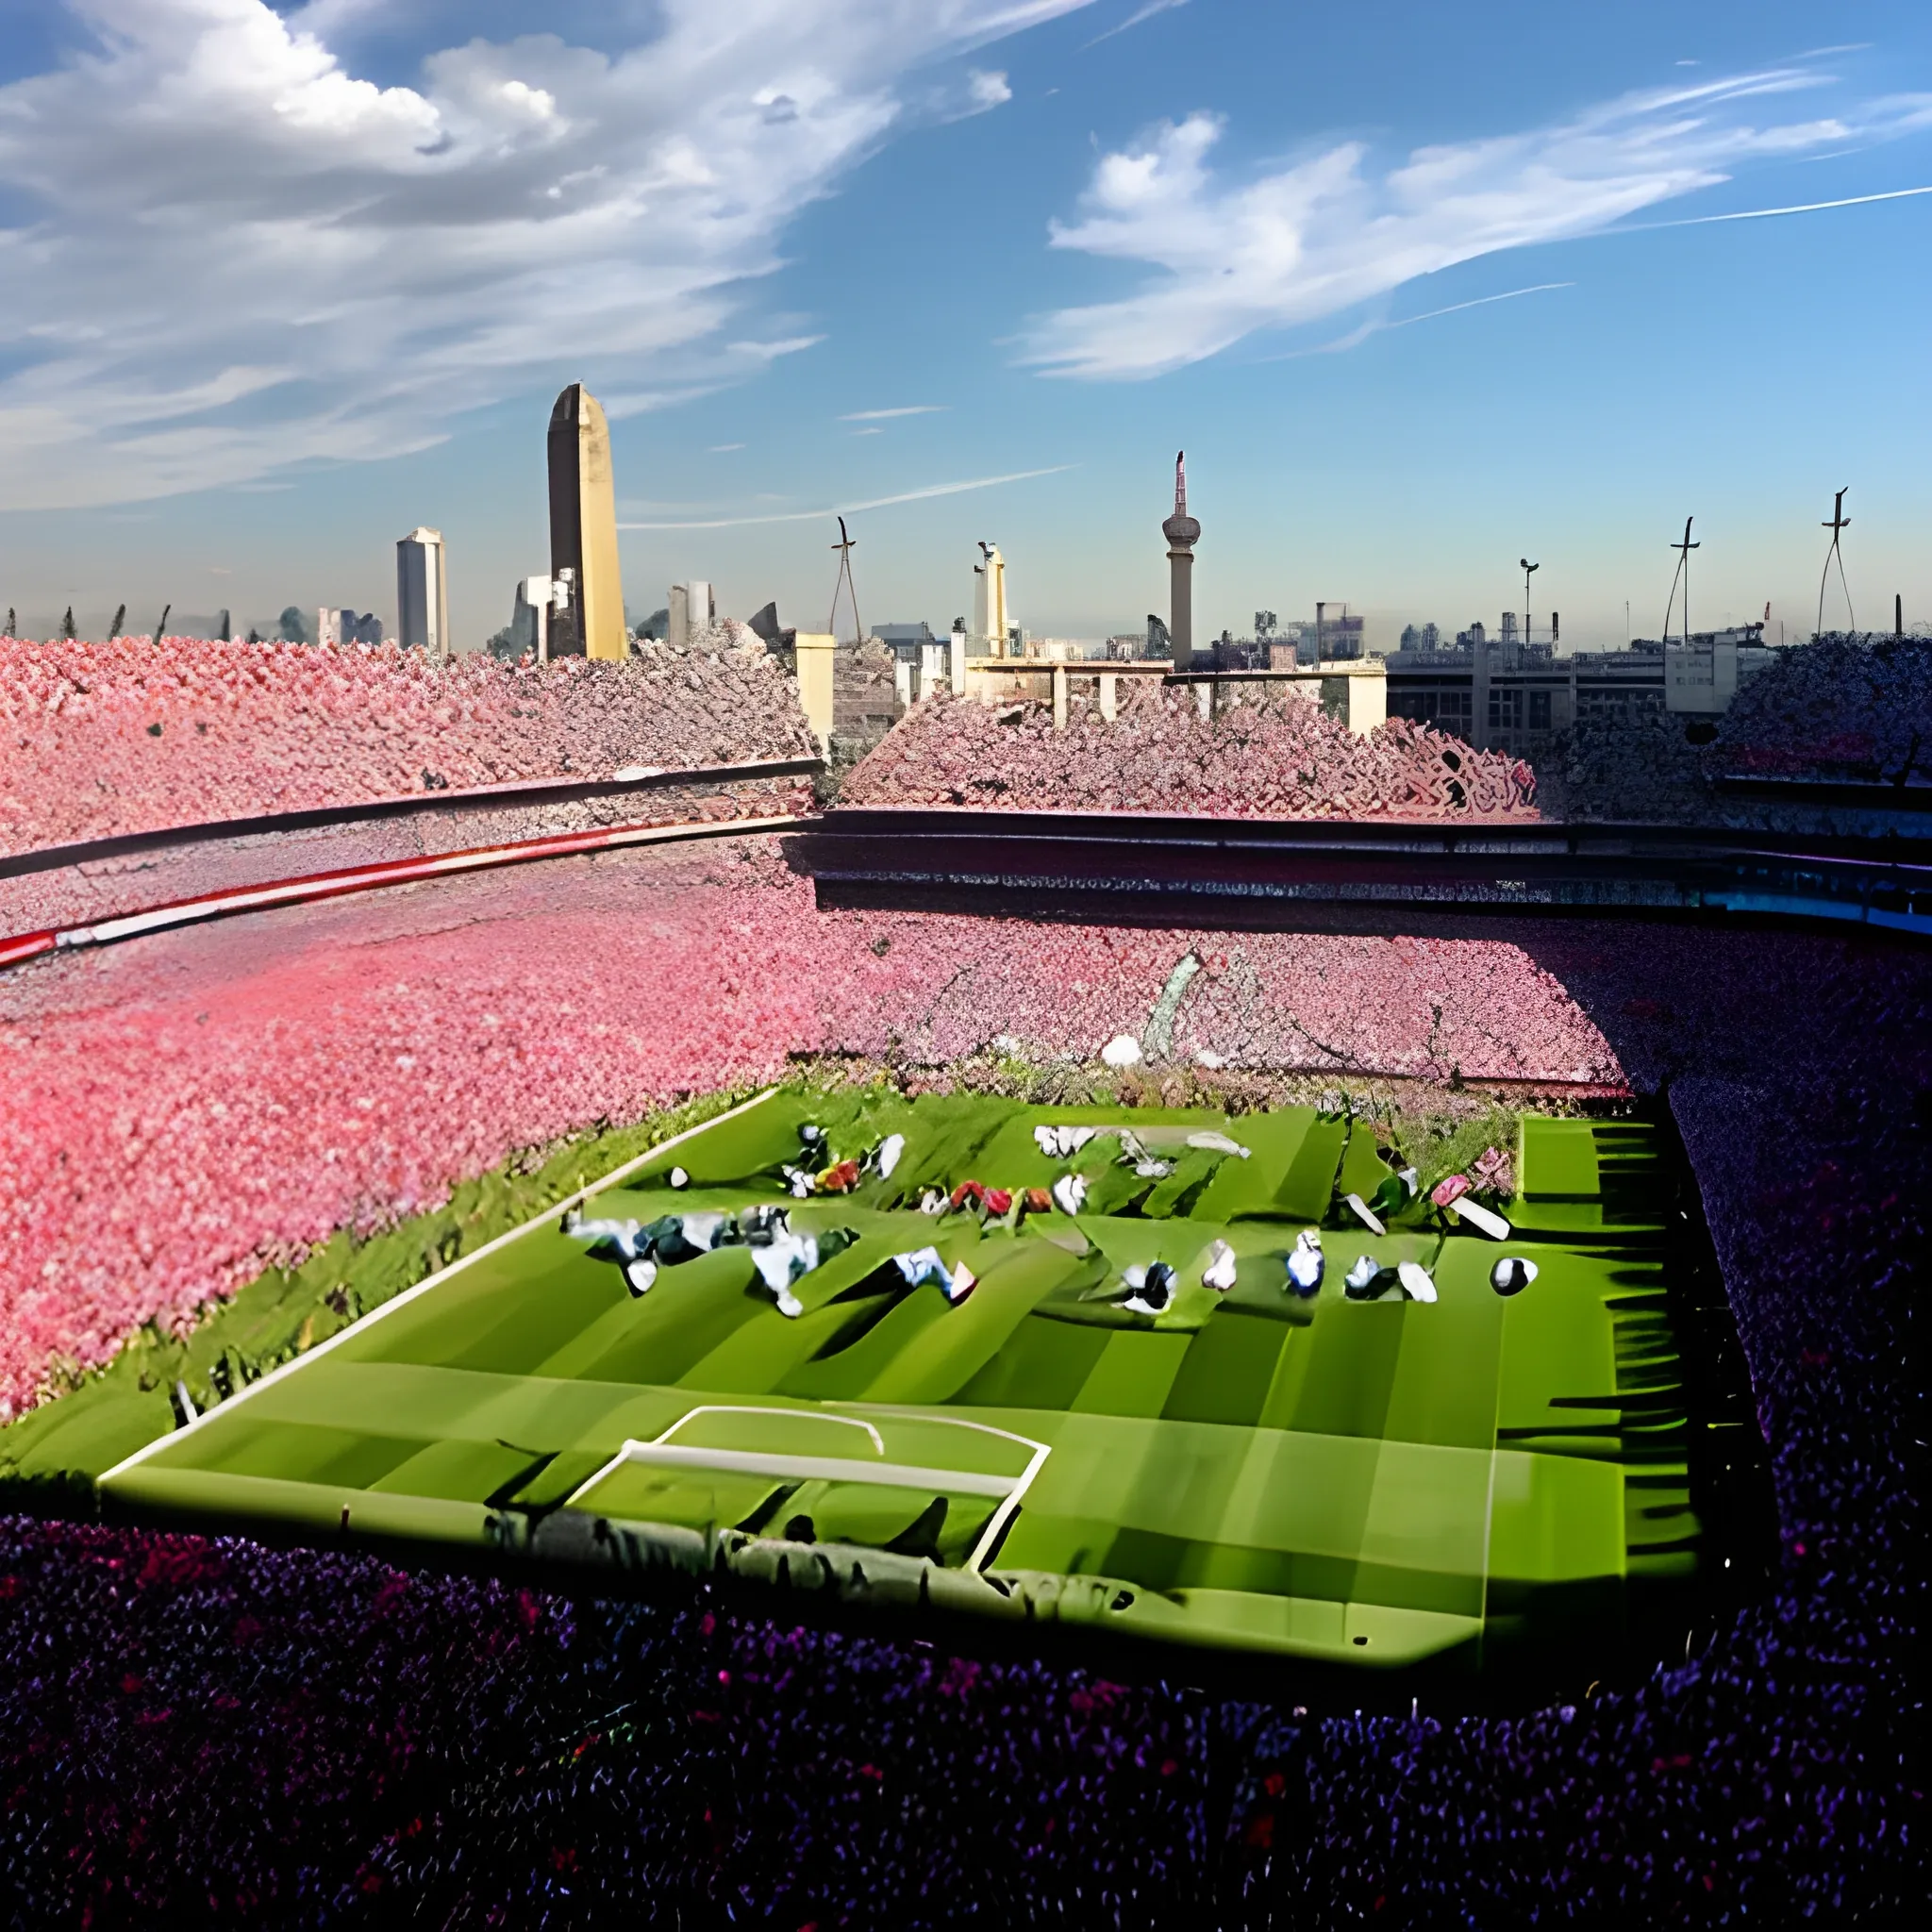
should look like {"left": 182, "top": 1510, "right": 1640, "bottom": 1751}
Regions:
{"left": 1635, "top": 183, "right": 1932, "bottom": 228}
{"left": 619, "top": 466, "right": 1074, "bottom": 531}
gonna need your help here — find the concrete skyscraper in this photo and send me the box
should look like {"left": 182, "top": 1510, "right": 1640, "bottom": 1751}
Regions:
{"left": 973, "top": 542, "right": 1008, "bottom": 654}
{"left": 1162, "top": 451, "right": 1200, "bottom": 673}
{"left": 395, "top": 526, "right": 449, "bottom": 657}
{"left": 546, "top": 383, "right": 628, "bottom": 660}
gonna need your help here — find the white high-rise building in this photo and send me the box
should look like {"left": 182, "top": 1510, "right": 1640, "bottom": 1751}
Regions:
{"left": 396, "top": 526, "right": 449, "bottom": 657}
{"left": 669, "top": 581, "right": 714, "bottom": 647}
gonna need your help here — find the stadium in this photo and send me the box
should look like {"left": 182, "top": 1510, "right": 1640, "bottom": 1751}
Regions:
{"left": 1, "top": 627, "right": 1921, "bottom": 1923}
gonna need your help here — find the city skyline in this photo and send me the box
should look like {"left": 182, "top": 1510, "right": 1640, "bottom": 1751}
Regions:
{"left": 2, "top": 1, "right": 1929, "bottom": 647}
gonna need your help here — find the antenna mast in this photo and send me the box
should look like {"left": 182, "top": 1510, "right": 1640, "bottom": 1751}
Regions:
{"left": 1817, "top": 488, "right": 1852, "bottom": 637}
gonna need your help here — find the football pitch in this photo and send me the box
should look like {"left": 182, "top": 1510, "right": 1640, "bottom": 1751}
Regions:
{"left": 103, "top": 1089, "right": 1727, "bottom": 1673}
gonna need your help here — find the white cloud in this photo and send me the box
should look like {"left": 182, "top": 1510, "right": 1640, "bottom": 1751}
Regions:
{"left": 0, "top": 0, "right": 1095, "bottom": 508}
{"left": 1024, "top": 67, "right": 1932, "bottom": 378}
{"left": 967, "top": 68, "right": 1013, "bottom": 111}
{"left": 839, "top": 405, "right": 949, "bottom": 420}
{"left": 921, "top": 62, "right": 1018, "bottom": 122}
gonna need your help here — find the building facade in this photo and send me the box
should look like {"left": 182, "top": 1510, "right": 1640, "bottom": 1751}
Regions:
{"left": 1385, "top": 624, "right": 1774, "bottom": 758}
{"left": 1293, "top": 606, "right": 1363, "bottom": 662}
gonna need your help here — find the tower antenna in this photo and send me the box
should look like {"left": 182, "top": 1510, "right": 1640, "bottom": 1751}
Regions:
{"left": 1663, "top": 517, "right": 1698, "bottom": 645}
{"left": 1160, "top": 449, "right": 1201, "bottom": 673}
{"left": 1817, "top": 488, "right": 1852, "bottom": 637}
{"left": 828, "top": 515, "right": 862, "bottom": 644}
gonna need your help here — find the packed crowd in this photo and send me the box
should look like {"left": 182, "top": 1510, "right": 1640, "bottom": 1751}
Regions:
{"left": 1541, "top": 706, "right": 1709, "bottom": 824}
{"left": 0, "top": 773, "right": 814, "bottom": 940}
{"left": 0, "top": 836, "right": 1628, "bottom": 1416}
{"left": 0, "top": 847, "right": 819, "bottom": 1415}
{"left": 812, "top": 897, "right": 1617, "bottom": 1087}
{"left": 1546, "top": 633, "right": 1932, "bottom": 822}
{"left": 1712, "top": 631, "right": 1932, "bottom": 780}
{"left": 0, "top": 893, "right": 1921, "bottom": 1921}
{"left": 0, "top": 632, "right": 816, "bottom": 858}
{"left": 842, "top": 685, "right": 1539, "bottom": 820}
{"left": 0, "top": 1519, "right": 575, "bottom": 1923}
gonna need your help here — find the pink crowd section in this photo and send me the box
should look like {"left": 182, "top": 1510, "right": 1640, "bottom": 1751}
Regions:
{"left": 0, "top": 634, "right": 816, "bottom": 858}
{"left": 842, "top": 686, "right": 1538, "bottom": 820}
{"left": 0, "top": 837, "right": 1618, "bottom": 1415}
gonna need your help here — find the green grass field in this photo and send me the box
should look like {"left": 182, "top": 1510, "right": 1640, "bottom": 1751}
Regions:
{"left": 89, "top": 1087, "right": 1707, "bottom": 1672}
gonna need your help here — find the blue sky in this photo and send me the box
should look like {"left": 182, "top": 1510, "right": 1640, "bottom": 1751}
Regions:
{"left": 1, "top": 0, "right": 1929, "bottom": 648}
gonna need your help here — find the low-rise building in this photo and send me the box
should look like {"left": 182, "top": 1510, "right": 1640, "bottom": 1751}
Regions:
{"left": 1662, "top": 626, "right": 1780, "bottom": 715}
{"left": 1384, "top": 623, "right": 1774, "bottom": 758}
{"left": 874, "top": 621, "right": 951, "bottom": 706}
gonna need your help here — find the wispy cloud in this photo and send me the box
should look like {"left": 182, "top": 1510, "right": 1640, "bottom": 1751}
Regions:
{"left": 0, "top": 0, "right": 1098, "bottom": 509}
{"left": 839, "top": 405, "right": 950, "bottom": 420}
{"left": 618, "top": 465, "right": 1074, "bottom": 529}
{"left": 1024, "top": 67, "right": 1932, "bottom": 377}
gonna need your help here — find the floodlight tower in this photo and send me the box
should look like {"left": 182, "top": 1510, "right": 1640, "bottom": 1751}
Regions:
{"left": 1520, "top": 558, "right": 1540, "bottom": 643}
{"left": 1664, "top": 517, "right": 1699, "bottom": 644}
{"left": 1817, "top": 488, "right": 1852, "bottom": 637}
{"left": 829, "top": 515, "right": 862, "bottom": 644}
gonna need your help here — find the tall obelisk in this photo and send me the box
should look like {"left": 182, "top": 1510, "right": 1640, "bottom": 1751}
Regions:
{"left": 547, "top": 383, "right": 628, "bottom": 660}
{"left": 1162, "top": 451, "right": 1199, "bottom": 673}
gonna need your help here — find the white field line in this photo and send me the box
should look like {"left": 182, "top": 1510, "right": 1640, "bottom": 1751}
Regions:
{"left": 98, "top": 1088, "right": 782, "bottom": 1487}
{"left": 575, "top": 1442, "right": 1018, "bottom": 1499}
{"left": 562, "top": 1406, "right": 1052, "bottom": 1569}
